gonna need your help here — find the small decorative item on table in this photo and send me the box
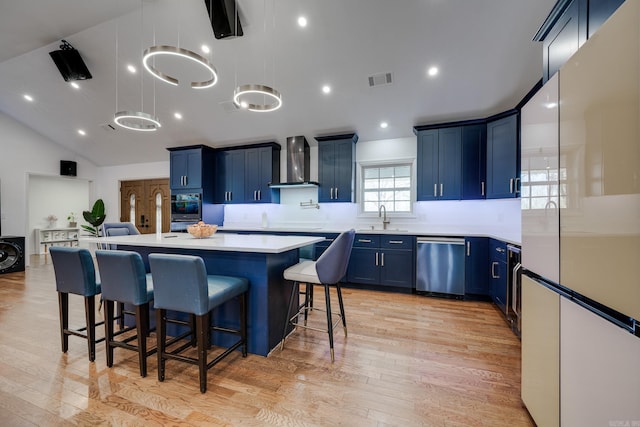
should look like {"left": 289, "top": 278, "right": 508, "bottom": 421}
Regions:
{"left": 187, "top": 221, "right": 218, "bottom": 238}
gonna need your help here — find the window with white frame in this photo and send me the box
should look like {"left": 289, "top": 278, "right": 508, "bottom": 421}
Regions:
{"left": 361, "top": 164, "right": 412, "bottom": 213}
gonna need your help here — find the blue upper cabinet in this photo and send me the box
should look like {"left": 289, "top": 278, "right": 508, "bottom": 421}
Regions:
{"left": 534, "top": 0, "right": 623, "bottom": 83}
{"left": 170, "top": 148, "right": 202, "bottom": 189}
{"left": 215, "top": 149, "right": 245, "bottom": 204}
{"left": 316, "top": 134, "right": 357, "bottom": 203}
{"left": 244, "top": 144, "right": 280, "bottom": 203}
{"left": 216, "top": 143, "right": 280, "bottom": 204}
{"left": 486, "top": 113, "right": 519, "bottom": 199}
{"left": 462, "top": 124, "right": 487, "bottom": 199}
{"left": 416, "top": 127, "right": 462, "bottom": 200}
{"left": 168, "top": 145, "right": 216, "bottom": 199}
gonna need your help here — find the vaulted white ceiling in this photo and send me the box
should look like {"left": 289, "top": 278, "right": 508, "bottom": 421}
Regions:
{"left": 0, "top": 0, "right": 556, "bottom": 166}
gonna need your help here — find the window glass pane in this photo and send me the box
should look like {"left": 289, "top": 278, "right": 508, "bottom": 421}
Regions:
{"left": 396, "top": 190, "right": 410, "bottom": 200}
{"left": 364, "top": 191, "right": 379, "bottom": 202}
{"left": 364, "top": 179, "right": 379, "bottom": 190}
{"left": 395, "top": 166, "right": 410, "bottom": 177}
{"left": 395, "top": 177, "right": 411, "bottom": 188}
{"left": 364, "top": 202, "right": 378, "bottom": 212}
{"left": 521, "top": 198, "right": 530, "bottom": 210}
{"left": 380, "top": 191, "right": 394, "bottom": 202}
{"left": 530, "top": 171, "right": 548, "bottom": 182}
{"left": 521, "top": 186, "right": 530, "bottom": 197}
{"left": 379, "top": 167, "right": 394, "bottom": 178}
{"left": 360, "top": 163, "right": 412, "bottom": 213}
{"left": 531, "top": 185, "right": 548, "bottom": 197}
{"left": 364, "top": 168, "right": 379, "bottom": 179}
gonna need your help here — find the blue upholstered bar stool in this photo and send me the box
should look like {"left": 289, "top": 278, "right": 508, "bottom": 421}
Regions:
{"left": 95, "top": 250, "right": 155, "bottom": 377}
{"left": 149, "top": 253, "right": 249, "bottom": 393}
{"left": 50, "top": 246, "right": 104, "bottom": 362}
{"left": 102, "top": 222, "right": 142, "bottom": 328}
{"left": 281, "top": 229, "right": 355, "bottom": 362}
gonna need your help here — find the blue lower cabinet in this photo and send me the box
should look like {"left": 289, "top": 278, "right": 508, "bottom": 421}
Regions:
{"left": 464, "top": 237, "right": 490, "bottom": 296}
{"left": 347, "top": 234, "right": 415, "bottom": 289}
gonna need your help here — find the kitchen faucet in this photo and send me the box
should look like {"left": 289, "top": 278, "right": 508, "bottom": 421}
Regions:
{"left": 379, "top": 204, "right": 390, "bottom": 230}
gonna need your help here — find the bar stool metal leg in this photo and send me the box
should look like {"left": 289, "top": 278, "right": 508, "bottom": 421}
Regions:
{"left": 324, "top": 284, "right": 335, "bottom": 362}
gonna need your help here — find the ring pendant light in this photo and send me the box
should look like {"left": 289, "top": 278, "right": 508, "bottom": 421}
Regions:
{"left": 142, "top": 45, "right": 218, "bottom": 89}
{"left": 113, "top": 3, "right": 161, "bottom": 132}
{"left": 233, "top": 84, "right": 282, "bottom": 112}
{"left": 233, "top": 0, "right": 282, "bottom": 112}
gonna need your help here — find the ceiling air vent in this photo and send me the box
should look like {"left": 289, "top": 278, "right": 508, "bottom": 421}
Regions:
{"left": 368, "top": 72, "right": 393, "bottom": 87}
{"left": 99, "top": 123, "right": 118, "bottom": 132}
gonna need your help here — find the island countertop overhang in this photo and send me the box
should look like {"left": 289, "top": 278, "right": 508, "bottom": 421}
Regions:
{"left": 82, "top": 233, "right": 325, "bottom": 254}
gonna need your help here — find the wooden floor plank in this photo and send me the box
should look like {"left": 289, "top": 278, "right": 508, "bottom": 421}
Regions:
{"left": 0, "top": 255, "right": 534, "bottom": 426}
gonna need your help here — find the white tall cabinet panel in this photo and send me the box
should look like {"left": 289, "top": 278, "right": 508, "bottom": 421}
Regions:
{"left": 521, "top": 73, "right": 560, "bottom": 284}
{"left": 559, "top": 0, "right": 640, "bottom": 320}
{"left": 521, "top": 275, "right": 560, "bottom": 427}
{"left": 560, "top": 298, "right": 640, "bottom": 425}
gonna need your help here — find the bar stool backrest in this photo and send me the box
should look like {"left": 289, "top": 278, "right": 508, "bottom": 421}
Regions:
{"left": 50, "top": 247, "right": 99, "bottom": 296}
{"left": 95, "top": 250, "right": 150, "bottom": 305}
{"left": 149, "top": 253, "right": 210, "bottom": 315}
{"left": 315, "top": 229, "right": 355, "bottom": 285}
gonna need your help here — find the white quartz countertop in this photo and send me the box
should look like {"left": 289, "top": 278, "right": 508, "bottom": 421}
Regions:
{"left": 218, "top": 225, "right": 521, "bottom": 245}
{"left": 82, "top": 233, "right": 325, "bottom": 254}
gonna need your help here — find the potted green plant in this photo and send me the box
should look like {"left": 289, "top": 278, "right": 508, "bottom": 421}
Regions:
{"left": 67, "top": 212, "right": 77, "bottom": 228}
{"left": 81, "top": 199, "right": 106, "bottom": 237}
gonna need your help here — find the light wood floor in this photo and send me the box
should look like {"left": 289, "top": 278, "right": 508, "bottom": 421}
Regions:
{"left": 0, "top": 256, "right": 533, "bottom": 426}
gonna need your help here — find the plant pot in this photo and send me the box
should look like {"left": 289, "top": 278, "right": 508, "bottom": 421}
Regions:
{"left": 69, "top": 222, "right": 77, "bottom": 228}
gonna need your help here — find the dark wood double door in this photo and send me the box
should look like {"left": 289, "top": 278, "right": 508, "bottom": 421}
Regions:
{"left": 120, "top": 179, "right": 170, "bottom": 234}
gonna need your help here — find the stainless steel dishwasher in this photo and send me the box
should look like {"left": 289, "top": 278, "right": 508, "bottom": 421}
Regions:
{"left": 416, "top": 237, "right": 465, "bottom": 296}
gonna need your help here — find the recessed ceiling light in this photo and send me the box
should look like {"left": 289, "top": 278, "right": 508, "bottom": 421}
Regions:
{"left": 322, "top": 85, "right": 331, "bottom": 94}
{"left": 380, "top": 122, "right": 388, "bottom": 129}
{"left": 174, "top": 112, "right": 183, "bottom": 120}
{"left": 23, "top": 94, "right": 33, "bottom": 102}
{"left": 201, "top": 45, "right": 210, "bottom": 54}
{"left": 70, "top": 82, "right": 80, "bottom": 89}
{"left": 427, "top": 66, "right": 439, "bottom": 77}
{"left": 77, "top": 129, "right": 86, "bottom": 136}
{"left": 127, "top": 64, "right": 137, "bottom": 74}
{"left": 298, "top": 16, "right": 307, "bottom": 27}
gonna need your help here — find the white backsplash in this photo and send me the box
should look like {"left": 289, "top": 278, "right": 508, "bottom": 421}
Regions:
{"left": 223, "top": 188, "right": 521, "bottom": 242}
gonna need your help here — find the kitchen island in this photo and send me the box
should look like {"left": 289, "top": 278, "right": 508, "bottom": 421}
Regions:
{"left": 84, "top": 232, "right": 325, "bottom": 356}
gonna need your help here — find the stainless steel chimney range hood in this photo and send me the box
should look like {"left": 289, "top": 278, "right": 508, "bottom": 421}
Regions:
{"left": 269, "top": 136, "right": 319, "bottom": 188}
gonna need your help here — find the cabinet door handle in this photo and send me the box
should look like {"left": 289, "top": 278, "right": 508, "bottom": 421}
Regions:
{"left": 258, "top": 190, "right": 261, "bottom": 200}
{"left": 509, "top": 178, "right": 514, "bottom": 194}
{"left": 330, "top": 187, "right": 334, "bottom": 199}
{"left": 358, "top": 239, "right": 372, "bottom": 243}
{"left": 491, "top": 261, "right": 499, "bottom": 278}
{"left": 466, "top": 241, "right": 470, "bottom": 256}
{"left": 481, "top": 181, "right": 485, "bottom": 196}
{"left": 254, "top": 190, "right": 257, "bottom": 201}
{"left": 389, "top": 240, "right": 403, "bottom": 244}
{"left": 335, "top": 187, "right": 338, "bottom": 199}
{"left": 440, "top": 183, "right": 443, "bottom": 197}
{"left": 381, "top": 252, "right": 384, "bottom": 267}
{"left": 184, "top": 176, "right": 187, "bottom": 186}
{"left": 229, "top": 191, "right": 232, "bottom": 201}
{"left": 434, "top": 183, "right": 437, "bottom": 197}
{"left": 514, "top": 177, "right": 520, "bottom": 194}
{"left": 375, "top": 252, "right": 379, "bottom": 266}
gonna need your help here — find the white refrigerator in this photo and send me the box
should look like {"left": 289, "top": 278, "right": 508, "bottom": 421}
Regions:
{"left": 520, "top": 1, "right": 640, "bottom": 425}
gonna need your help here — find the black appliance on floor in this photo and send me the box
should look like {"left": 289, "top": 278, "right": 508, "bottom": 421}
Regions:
{"left": 0, "top": 236, "right": 25, "bottom": 274}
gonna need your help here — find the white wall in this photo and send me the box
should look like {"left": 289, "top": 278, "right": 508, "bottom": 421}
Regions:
{"left": 0, "top": 112, "right": 98, "bottom": 249}
{"left": 28, "top": 175, "right": 90, "bottom": 254}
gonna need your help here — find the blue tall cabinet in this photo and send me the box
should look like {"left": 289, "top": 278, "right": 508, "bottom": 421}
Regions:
{"left": 486, "top": 112, "right": 519, "bottom": 199}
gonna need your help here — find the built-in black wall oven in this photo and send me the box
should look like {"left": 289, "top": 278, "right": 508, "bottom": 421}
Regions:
{"left": 170, "top": 193, "right": 202, "bottom": 223}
